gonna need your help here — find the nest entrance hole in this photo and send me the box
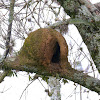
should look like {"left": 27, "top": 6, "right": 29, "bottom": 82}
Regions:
{"left": 51, "top": 42, "right": 60, "bottom": 63}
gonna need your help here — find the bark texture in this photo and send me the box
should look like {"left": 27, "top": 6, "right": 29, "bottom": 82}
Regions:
{"left": 57, "top": 0, "right": 100, "bottom": 73}
{"left": 2, "top": 61, "right": 100, "bottom": 94}
{"left": 0, "top": 0, "right": 15, "bottom": 83}
{"left": 48, "top": 77, "right": 61, "bottom": 100}
{"left": 94, "top": 2, "right": 100, "bottom": 11}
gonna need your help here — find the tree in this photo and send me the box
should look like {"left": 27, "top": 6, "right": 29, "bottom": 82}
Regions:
{"left": 0, "top": 0, "right": 100, "bottom": 99}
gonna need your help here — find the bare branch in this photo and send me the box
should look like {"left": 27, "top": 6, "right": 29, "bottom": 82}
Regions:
{"left": 0, "top": 71, "right": 9, "bottom": 83}
{"left": 1, "top": 61, "right": 100, "bottom": 94}
{"left": 0, "top": 0, "right": 15, "bottom": 83}
{"left": 19, "top": 80, "right": 35, "bottom": 100}
{"left": 79, "top": 0, "right": 100, "bottom": 17}
{"left": 94, "top": 2, "right": 100, "bottom": 11}
{"left": 48, "top": 18, "right": 91, "bottom": 29}
{"left": 3, "top": 0, "right": 15, "bottom": 59}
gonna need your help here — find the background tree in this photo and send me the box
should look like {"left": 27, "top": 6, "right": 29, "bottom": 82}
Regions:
{"left": 0, "top": 0, "right": 100, "bottom": 99}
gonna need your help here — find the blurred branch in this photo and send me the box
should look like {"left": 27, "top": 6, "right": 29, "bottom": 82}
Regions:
{"left": 79, "top": 0, "right": 100, "bottom": 19}
{"left": 0, "top": 71, "right": 10, "bottom": 83}
{"left": 19, "top": 80, "right": 34, "bottom": 100}
{"left": 3, "top": 0, "right": 15, "bottom": 59}
{"left": 0, "top": 43, "right": 5, "bottom": 49}
{"left": 47, "top": 18, "right": 91, "bottom": 30}
{"left": 94, "top": 2, "right": 100, "bottom": 11}
{"left": 0, "top": 0, "right": 15, "bottom": 83}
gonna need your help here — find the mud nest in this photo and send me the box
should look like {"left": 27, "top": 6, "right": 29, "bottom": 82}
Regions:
{"left": 15, "top": 28, "right": 70, "bottom": 72}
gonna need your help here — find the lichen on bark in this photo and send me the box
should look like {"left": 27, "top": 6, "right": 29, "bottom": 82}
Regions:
{"left": 57, "top": 0, "right": 100, "bottom": 73}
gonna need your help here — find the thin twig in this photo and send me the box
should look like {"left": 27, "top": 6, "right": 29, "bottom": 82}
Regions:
{"left": 19, "top": 74, "right": 39, "bottom": 100}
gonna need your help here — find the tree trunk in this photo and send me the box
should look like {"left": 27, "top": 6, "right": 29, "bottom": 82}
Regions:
{"left": 48, "top": 77, "right": 61, "bottom": 100}
{"left": 57, "top": 0, "right": 100, "bottom": 73}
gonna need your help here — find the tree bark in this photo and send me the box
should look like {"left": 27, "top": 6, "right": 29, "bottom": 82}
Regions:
{"left": 1, "top": 61, "right": 100, "bottom": 94}
{"left": 94, "top": 2, "right": 100, "bottom": 11}
{"left": 57, "top": 0, "right": 100, "bottom": 73}
{"left": 48, "top": 77, "right": 61, "bottom": 100}
{"left": 0, "top": 0, "right": 15, "bottom": 83}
